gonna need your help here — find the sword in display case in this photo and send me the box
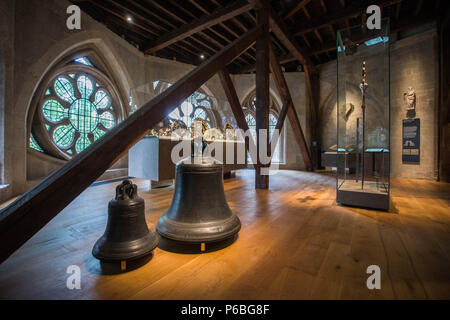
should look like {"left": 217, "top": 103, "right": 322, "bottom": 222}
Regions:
{"left": 359, "top": 61, "right": 368, "bottom": 189}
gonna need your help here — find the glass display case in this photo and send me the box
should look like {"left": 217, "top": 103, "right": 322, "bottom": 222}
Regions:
{"left": 336, "top": 18, "right": 390, "bottom": 211}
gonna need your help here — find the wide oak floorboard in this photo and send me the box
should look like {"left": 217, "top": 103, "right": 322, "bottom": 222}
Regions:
{"left": 0, "top": 170, "right": 449, "bottom": 299}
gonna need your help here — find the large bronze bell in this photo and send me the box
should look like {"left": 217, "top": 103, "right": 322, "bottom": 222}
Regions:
{"left": 92, "top": 180, "right": 158, "bottom": 262}
{"left": 156, "top": 156, "right": 241, "bottom": 251}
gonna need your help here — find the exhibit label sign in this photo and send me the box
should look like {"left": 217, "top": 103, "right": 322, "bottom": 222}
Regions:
{"left": 402, "top": 118, "right": 420, "bottom": 163}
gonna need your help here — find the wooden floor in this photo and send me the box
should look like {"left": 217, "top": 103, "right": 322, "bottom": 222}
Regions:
{"left": 0, "top": 170, "right": 449, "bottom": 300}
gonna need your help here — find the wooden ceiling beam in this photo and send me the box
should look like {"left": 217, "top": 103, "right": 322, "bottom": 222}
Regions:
{"left": 245, "top": 10, "right": 287, "bottom": 56}
{"left": 217, "top": 69, "right": 243, "bottom": 125}
{"left": 218, "top": 68, "right": 255, "bottom": 160}
{"left": 415, "top": 0, "right": 424, "bottom": 16}
{"left": 106, "top": 0, "right": 175, "bottom": 30}
{"left": 255, "top": 2, "right": 270, "bottom": 189}
{"left": 146, "top": 0, "right": 187, "bottom": 24}
{"left": 189, "top": 0, "right": 211, "bottom": 15}
{"left": 199, "top": 30, "right": 252, "bottom": 64}
{"left": 87, "top": 0, "right": 160, "bottom": 36}
{"left": 293, "top": 0, "right": 403, "bottom": 37}
{"left": 314, "top": 28, "right": 323, "bottom": 44}
{"left": 256, "top": 11, "right": 441, "bottom": 67}
{"left": 303, "top": 6, "right": 312, "bottom": 20}
{"left": 145, "top": 0, "right": 253, "bottom": 54}
{"left": 302, "top": 33, "right": 311, "bottom": 47}
{"left": 103, "top": 0, "right": 209, "bottom": 65}
{"left": 284, "top": 0, "right": 311, "bottom": 20}
{"left": 329, "top": 24, "right": 336, "bottom": 40}
{"left": 135, "top": 0, "right": 250, "bottom": 64}
{"left": 319, "top": 0, "right": 327, "bottom": 13}
{"left": 205, "top": 28, "right": 254, "bottom": 63}
{"left": 174, "top": 1, "right": 256, "bottom": 63}
{"left": 220, "top": 21, "right": 257, "bottom": 57}
{"left": 166, "top": 0, "right": 196, "bottom": 21}
{"left": 395, "top": 1, "right": 402, "bottom": 19}
{"left": 269, "top": 43, "right": 312, "bottom": 170}
{"left": 258, "top": 1, "right": 316, "bottom": 73}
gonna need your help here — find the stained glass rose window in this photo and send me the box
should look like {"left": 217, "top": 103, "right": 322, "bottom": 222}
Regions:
{"left": 31, "top": 56, "right": 122, "bottom": 159}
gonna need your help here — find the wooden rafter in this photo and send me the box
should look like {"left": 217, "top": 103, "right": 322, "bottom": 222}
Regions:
{"left": 396, "top": 1, "right": 402, "bottom": 19}
{"left": 259, "top": 1, "right": 319, "bottom": 160}
{"left": 284, "top": 0, "right": 311, "bottom": 20}
{"left": 169, "top": 0, "right": 256, "bottom": 64}
{"left": 269, "top": 43, "right": 313, "bottom": 170}
{"left": 0, "top": 26, "right": 262, "bottom": 264}
{"left": 145, "top": 0, "right": 252, "bottom": 54}
{"left": 415, "top": 0, "right": 424, "bottom": 16}
{"left": 238, "top": 9, "right": 440, "bottom": 73}
{"left": 218, "top": 68, "right": 256, "bottom": 164}
{"left": 314, "top": 28, "right": 323, "bottom": 44}
{"left": 293, "top": 0, "right": 403, "bottom": 37}
{"left": 218, "top": 69, "right": 250, "bottom": 133}
{"left": 149, "top": 0, "right": 252, "bottom": 65}
{"left": 263, "top": 3, "right": 316, "bottom": 72}
{"left": 319, "top": 0, "right": 327, "bottom": 13}
{"left": 255, "top": 2, "right": 270, "bottom": 189}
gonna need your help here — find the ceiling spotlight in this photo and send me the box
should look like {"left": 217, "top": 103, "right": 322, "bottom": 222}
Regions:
{"left": 200, "top": 54, "right": 205, "bottom": 60}
{"left": 126, "top": 16, "right": 133, "bottom": 23}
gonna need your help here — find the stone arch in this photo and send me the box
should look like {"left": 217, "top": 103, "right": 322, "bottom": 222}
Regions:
{"left": 240, "top": 87, "right": 285, "bottom": 163}
{"left": 17, "top": 31, "right": 135, "bottom": 183}
{"left": 24, "top": 32, "right": 134, "bottom": 134}
{"left": 239, "top": 86, "right": 283, "bottom": 112}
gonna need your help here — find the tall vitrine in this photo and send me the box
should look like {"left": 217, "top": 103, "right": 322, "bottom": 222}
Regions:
{"left": 336, "top": 18, "right": 390, "bottom": 210}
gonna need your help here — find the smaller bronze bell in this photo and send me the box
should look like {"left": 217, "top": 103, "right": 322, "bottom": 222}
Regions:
{"left": 92, "top": 180, "right": 158, "bottom": 262}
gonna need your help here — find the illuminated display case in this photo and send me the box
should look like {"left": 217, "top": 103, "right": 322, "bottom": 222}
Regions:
{"left": 336, "top": 18, "right": 390, "bottom": 211}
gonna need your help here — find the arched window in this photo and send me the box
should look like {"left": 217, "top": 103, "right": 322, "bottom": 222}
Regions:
{"left": 242, "top": 92, "right": 284, "bottom": 164}
{"left": 168, "top": 91, "right": 215, "bottom": 129}
{"left": 140, "top": 80, "right": 219, "bottom": 129}
{"left": 29, "top": 55, "right": 124, "bottom": 159}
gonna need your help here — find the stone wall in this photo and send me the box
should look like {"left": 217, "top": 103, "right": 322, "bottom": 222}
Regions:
{"left": 319, "top": 28, "right": 439, "bottom": 180}
{"left": 390, "top": 29, "right": 439, "bottom": 180}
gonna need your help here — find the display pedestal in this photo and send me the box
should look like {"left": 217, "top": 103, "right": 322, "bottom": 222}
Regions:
{"left": 337, "top": 180, "right": 389, "bottom": 210}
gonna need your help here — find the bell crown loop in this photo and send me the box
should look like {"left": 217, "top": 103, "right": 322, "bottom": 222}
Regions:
{"left": 115, "top": 180, "right": 138, "bottom": 200}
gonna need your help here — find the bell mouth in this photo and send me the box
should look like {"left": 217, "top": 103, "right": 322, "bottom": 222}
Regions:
{"left": 156, "top": 214, "right": 241, "bottom": 243}
{"left": 92, "top": 232, "right": 158, "bottom": 262}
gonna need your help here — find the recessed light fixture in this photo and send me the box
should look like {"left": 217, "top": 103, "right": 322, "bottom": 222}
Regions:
{"left": 126, "top": 16, "right": 133, "bottom": 23}
{"left": 200, "top": 54, "right": 205, "bottom": 60}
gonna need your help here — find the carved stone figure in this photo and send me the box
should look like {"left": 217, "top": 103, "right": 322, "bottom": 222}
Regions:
{"left": 404, "top": 87, "right": 416, "bottom": 111}
{"left": 404, "top": 87, "right": 416, "bottom": 118}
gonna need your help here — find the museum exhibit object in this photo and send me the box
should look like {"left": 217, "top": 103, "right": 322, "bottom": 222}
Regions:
{"left": 156, "top": 156, "right": 241, "bottom": 252}
{"left": 92, "top": 180, "right": 158, "bottom": 264}
{"left": 128, "top": 80, "right": 247, "bottom": 188}
{"left": 156, "top": 125, "right": 241, "bottom": 252}
{"left": 336, "top": 18, "right": 390, "bottom": 211}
